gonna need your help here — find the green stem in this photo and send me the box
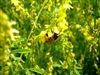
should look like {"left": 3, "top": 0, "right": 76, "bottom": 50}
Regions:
{"left": 26, "top": 0, "right": 48, "bottom": 43}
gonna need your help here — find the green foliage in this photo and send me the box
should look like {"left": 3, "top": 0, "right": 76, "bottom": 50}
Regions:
{"left": 0, "top": 9, "right": 17, "bottom": 75}
{"left": 0, "top": 0, "right": 100, "bottom": 75}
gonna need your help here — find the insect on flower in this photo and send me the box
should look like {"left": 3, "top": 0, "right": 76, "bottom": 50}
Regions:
{"left": 45, "top": 32, "right": 59, "bottom": 43}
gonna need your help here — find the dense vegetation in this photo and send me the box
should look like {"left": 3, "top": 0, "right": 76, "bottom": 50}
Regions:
{"left": 0, "top": 0, "right": 100, "bottom": 75}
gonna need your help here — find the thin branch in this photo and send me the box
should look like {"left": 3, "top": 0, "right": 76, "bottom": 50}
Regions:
{"left": 26, "top": 0, "right": 48, "bottom": 43}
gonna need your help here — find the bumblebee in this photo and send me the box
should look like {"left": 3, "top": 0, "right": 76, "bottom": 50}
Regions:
{"left": 45, "top": 32, "right": 59, "bottom": 43}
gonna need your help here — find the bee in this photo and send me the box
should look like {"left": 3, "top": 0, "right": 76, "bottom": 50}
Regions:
{"left": 45, "top": 32, "right": 59, "bottom": 43}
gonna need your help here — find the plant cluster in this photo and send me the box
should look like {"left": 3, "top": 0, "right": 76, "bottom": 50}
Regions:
{"left": 0, "top": 0, "right": 100, "bottom": 75}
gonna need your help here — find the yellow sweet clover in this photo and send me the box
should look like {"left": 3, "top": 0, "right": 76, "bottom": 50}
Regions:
{"left": 0, "top": 10, "right": 18, "bottom": 75}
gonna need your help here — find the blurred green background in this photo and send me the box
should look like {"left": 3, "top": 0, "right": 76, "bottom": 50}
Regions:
{"left": 0, "top": 0, "right": 100, "bottom": 75}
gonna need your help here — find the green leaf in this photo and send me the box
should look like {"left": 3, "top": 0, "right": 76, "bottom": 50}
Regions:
{"left": 74, "top": 69, "right": 81, "bottom": 75}
{"left": 29, "top": 65, "right": 45, "bottom": 74}
{"left": 11, "top": 49, "right": 32, "bottom": 53}
{"left": 53, "top": 63, "right": 61, "bottom": 68}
